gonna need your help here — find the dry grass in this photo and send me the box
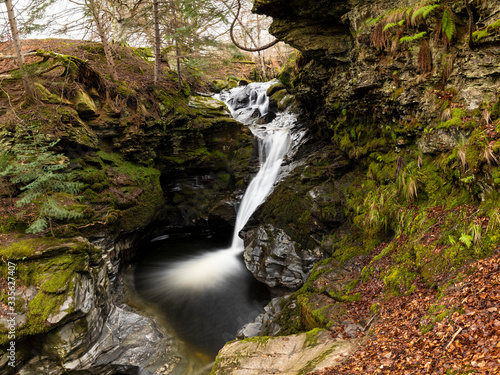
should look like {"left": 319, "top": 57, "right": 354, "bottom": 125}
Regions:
{"left": 417, "top": 39, "right": 432, "bottom": 73}
{"left": 481, "top": 143, "right": 498, "bottom": 166}
{"left": 458, "top": 144, "right": 468, "bottom": 172}
{"left": 441, "top": 107, "right": 452, "bottom": 122}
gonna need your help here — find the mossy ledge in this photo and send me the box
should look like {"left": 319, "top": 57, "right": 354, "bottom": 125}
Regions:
{"left": 0, "top": 237, "right": 105, "bottom": 345}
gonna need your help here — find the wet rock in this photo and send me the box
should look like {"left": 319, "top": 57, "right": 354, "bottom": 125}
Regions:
{"left": 417, "top": 128, "right": 469, "bottom": 154}
{"left": 62, "top": 305, "right": 174, "bottom": 375}
{"left": 212, "top": 329, "right": 359, "bottom": 375}
{"left": 256, "top": 111, "right": 277, "bottom": 124}
{"left": 236, "top": 297, "right": 283, "bottom": 339}
{"left": 208, "top": 200, "right": 238, "bottom": 229}
{"left": 244, "top": 224, "right": 323, "bottom": 290}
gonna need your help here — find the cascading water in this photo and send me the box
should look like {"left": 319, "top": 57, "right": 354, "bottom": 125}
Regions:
{"left": 160, "top": 82, "right": 295, "bottom": 292}
{"left": 134, "top": 82, "right": 300, "bottom": 360}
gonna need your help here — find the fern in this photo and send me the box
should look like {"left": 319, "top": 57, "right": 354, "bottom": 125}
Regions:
{"left": 411, "top": 4, "right": 439, "bottom": 23}
{"left": 459, "top": 234, "right": 473, "bottom": 249}
{"left": 442, "top": 8, "right": 455, "bottom": 42}
{"left": 383, "top": 22, "right": 399, "bottom": 32}
{"left": 1, "top": 127, "right": 84, "bottom": 234}
{"left": 448, "top": 235, "right": 456, "bottom": 245}
{"left": 400, "top": 31, "right": 427, "bottom": 43}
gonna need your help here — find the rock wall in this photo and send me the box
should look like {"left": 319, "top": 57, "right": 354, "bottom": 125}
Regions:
{"left": 244, "top": 0, "right": 500, "bottom": 289}
{"left": 0, "top": 238, "right": 178, "bottom": 375}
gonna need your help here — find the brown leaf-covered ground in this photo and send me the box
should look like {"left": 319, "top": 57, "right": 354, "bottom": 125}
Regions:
{"left": 309, "top": 249, "right": 500, "bottom": 374}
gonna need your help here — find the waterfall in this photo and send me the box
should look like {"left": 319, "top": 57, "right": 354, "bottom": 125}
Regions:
{"left": 159, "top": 82, "right": 296, "bottom": 293}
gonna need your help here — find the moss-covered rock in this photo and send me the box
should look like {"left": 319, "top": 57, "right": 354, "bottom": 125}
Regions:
{"left": 211, "top": 329, "right": 359, "bottom": 375}
{"left": 72, "top": 88, "right": 97, "bottom": 118}
{"left": 34, "top": 83, "right": 72, "bottom": 105}
{"left": 0, "top": 237, "right": 106, "bottom": 345}
{"left": 187, "top": 96, "right": 231, "bottom": 117}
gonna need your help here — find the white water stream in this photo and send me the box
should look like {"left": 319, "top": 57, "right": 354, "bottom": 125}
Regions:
{"left": 161, "top": 82, "right": 296, "bottom": 293}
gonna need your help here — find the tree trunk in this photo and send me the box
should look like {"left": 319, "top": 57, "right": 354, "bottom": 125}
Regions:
{"left": 89, "top": 0, "right": 119, "bottom": 81}
{"left": 153, "top": 0, "right": 162, "bottom": 85}
{"left": 4, "top": 0, "right": 24, "bottom": 66}
{"left": 4, "top": 0, "right": 36, "bottom": 101}
{"left": 172, "top": 4, "right": 182, "bottom": 89}
{"left": 465, "top": 0, "right": 474, "bottom": 49}
{"left": 175, "top": 39, "right": 182, "bottom": 89}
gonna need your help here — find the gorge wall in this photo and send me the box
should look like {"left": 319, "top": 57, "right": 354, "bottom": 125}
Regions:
{"left": 0, "top": 41, "right": 257, "bottom": 374}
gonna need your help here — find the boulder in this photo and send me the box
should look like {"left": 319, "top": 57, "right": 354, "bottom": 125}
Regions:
{"left": 62, "top": 305, "right": 175, "bottom": 375}
{"left": 72, "top": 89, "right": 98, "bottom": 118}
{"left": 187, "top": 96, "right": 230, "bottom": 117}
{"left": 212, "top": 329, "right": 359, "bottom": 375}
{"left": 236, "top": 297, "right": 283, "bottom": 339}
{"left": 243, "top": 224, "right": 323, "bottom": 290}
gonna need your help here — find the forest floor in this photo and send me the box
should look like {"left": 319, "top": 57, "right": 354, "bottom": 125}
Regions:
{"left": 309, "top": 246, "right": 500, "bottom": 374}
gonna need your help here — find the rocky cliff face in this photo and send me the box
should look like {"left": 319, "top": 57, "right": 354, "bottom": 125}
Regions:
{"left": 246, "top": 0, "right": 500, "bottom": 292}
{"left": 216, "top": 0, "right": 500, "bottom": 373}
{"left": 0, "top": 238, "right": 179, "bottom": 375}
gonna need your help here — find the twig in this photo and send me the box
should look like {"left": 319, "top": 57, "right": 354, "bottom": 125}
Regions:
{"left": 364, "top": 314, "right": 378, "bottom": 332}
{"left": 445, "top": 327, "right": 463, "bottom": 350}
{"left": 77, "top": 221, "right": 107, "bottom": 229}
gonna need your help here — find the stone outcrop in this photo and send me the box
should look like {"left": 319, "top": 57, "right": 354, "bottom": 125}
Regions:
{"left": 212, "top": 329, "right": 359, "bottom": 375}
{"left": 244, "top": 224, "right": 323, "bottom": 290}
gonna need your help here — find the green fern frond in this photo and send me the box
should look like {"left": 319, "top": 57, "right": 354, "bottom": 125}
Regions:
{"left": 383, "top": 22, "right": 399, "bottom": 32}
{"left": 26, "top": 217, "right": 48, "bottom": 234}
{"left": 448, "top": 235, "right": 456, "bottom": 245}
{"left": 459, "top": 234, "right": 473, "bottom": 249}
{"left": 400, "top": 31, "right": 427, "bottom": 43}
{"left": 411, "top": 4, "right": 439, "bottom": 23}
{"left": 442, "top": 8, "right": 455, "bottom": 42}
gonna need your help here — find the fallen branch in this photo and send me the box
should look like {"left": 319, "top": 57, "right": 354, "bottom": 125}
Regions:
{"left": 364, "top": 314, "right": 379, "bottom": 332}
{"left": 445, "top": 327, "right": 463, "bottom": 350}
{"left": 77, "top": 221, "right": 107, "bottom": 229}
{"left": 0, "top": 51, "right": 37, "bottom": 59}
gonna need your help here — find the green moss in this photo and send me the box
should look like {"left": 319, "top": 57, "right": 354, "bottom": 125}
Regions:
{"left": 240, "top": 335, "right": 271, "bottom": 347}
{"left": 392, "top": 88, "right": 404, "bottom": 101}
{"left": 370, "top": 303, "right": 381, "bottom": 315}
{"left": 304, "top": 328, "right": 325, "bottom": 347}
{"left": 0, "top": 238, "right": 100, "bottom": 344}
{"left": 383, "top": 266, "right": 417, "bottom": 296}
{"left": 297, "top": 346, "right": 335, "bottom": 375}
{"left": 439, "top": 108, "right": 466, "bottom": 129}
{"left": 297, "top": 293, "right": 346, "bottom": 331}
{"left": 40, "top": 267, "right": 74, "bottom": 294}
{"left": 465, "top": 130, "right": 487, "bottom": 173}
{"left": 419, "top": 304, "right": 462, "bottom": 334}
{"left": 472, "top": 29, "right": 488, "bottom": 42}
{"left": 132, "top": 47, "right": 152, "bottom": 60}
{"left": 472, "top": 19, "right": 500, "bottom": 42}
{"left": 0, "top": 237, "right": 66, "bottom": 260}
